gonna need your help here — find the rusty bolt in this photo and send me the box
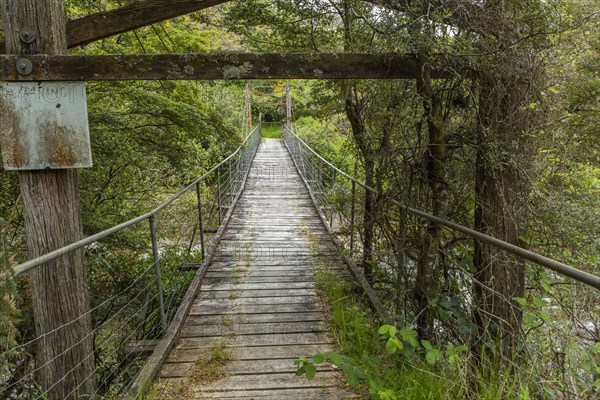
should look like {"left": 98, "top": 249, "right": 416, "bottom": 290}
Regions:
{"left": 19, "top": 29, "right": 36, "bottom": 44}
{"left": 16, "top": 59, "right": 33, "bottom": 76}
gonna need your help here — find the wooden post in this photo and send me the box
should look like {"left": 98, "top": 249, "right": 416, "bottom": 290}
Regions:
{"left": 1, "top": 1, "right": 96, "bottom": 398}
{"left": 285, "top": 84, "right": 292, "bottom": 128}
{"left": 245, "top": 83, "right": 252, "bottom": 132}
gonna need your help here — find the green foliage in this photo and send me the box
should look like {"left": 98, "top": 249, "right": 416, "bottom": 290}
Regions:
{"left": 260, "top": 124, "right": 283, "bottom": 139}
{"left": 0, "top": 242, "right": 19, "bottom": 373}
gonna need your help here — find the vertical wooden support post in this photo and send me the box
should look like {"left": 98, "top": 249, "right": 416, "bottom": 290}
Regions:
{"left": 196, "top": 183, "right": 205, "bottom": 260}
{"left": 350, "top": 179, "right": 356, "bottom": 253}
{"left": 245, "top": 83, "right": 252, "bottom": 132}
{"left": 228, "top": 158, "right": 234, "bottom": 207}
{"left": 318, "top": 159, "right": 323, "bottom": 196}
{"left": 217, "top": 168, "right": 222, "bottom": 224}
{"left": 287, "top": 85, "right": 292, "bottom": 127}
{"left": 0, "top": 1, "right": 96, "bottom": 398}
{"left": 330, "top": 170, "right": 337, "bottom": 227}
{"left": 149, "top": 216, "right": 167, "bottom": 331}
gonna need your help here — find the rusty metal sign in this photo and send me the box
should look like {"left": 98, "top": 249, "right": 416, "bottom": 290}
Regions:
{"left": 0, "top": 82, "right": 92, "bottom": 170}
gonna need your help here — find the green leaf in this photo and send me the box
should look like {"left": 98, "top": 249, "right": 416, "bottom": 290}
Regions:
{"left": 388, "top": 326, "right": 397, "bottom": 337}
{"left": 533, "top": 298, "right": 548, "bottom": 308}
{"left": 385, "top": 337, "right": 403, "bottom": 354}
{"left": 538, "top": 310, "right": 551, "bottom": 323}
{"left": 400, "top": 326, "right": 419, "bottom": 348}
{"left": 354, "top": 367, "right": 371, "bottom": 380}
{"left": 329, "top": 353, "right": 343, "bottom": 367}
{"left": 312, "top": 353, "right": 326, "bottom": 364}
{"left": 513, "top": 297, "right": 527, "bottom": 307}
{"left": 421, "top": 340, "right": 433, "bottom": 350}
{"left": 378, "top": 325, "right": 397, "bottom": 337}
{"left": 305, "top": 363, "right": 317, "bottom": 380}
{"left": 425, "top": 348, "right": 442, "bottom": 365}
{"left": 347, "top": 371, "right": 359, "bottom": 388}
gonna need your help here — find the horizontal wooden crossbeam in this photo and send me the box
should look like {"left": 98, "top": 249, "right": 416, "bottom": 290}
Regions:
{"left": 0, "top": 53, "right": 465, "bottom": 81}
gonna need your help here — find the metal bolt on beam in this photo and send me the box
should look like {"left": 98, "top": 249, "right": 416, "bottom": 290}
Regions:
{"left": 16, "top": 58, "right": 33, "bottom": 76}
{"left": 19, "top": 29, "right": 36, "bottom": 44}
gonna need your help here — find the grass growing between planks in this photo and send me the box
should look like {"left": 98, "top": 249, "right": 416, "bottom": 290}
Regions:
{"left": 192, "top": 340, "right": 233, "bottom": 383}
{"left": 145, "top": 341, "right": 234, "bottom": 400}
{"left": 260, "top": 124, "right": 283, "bottom": 139}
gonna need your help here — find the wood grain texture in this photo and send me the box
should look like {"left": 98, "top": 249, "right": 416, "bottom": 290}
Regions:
{"left": 1, "top": 1, "right": 96, "bottom": 398}
{"left": 0, "top": 53, "right": 463, "bottom": 81}
{"left": 154, "top": 139, "right": 354, "bottom": 399}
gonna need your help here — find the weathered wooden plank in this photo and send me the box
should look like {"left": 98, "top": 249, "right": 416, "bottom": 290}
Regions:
{"left": 190, "top": 295, "right": 319, "bottom": 307}
{"left": 180, "top": 322, "right": 327, "bottom": 338}
{"left": 0, "top": 53, "right": 462, "bottom": 81}
{"left": 185, "top": 388, "right": 354, "bottom": 399}
{"left": 217, "top": 239, "right": 322, "bottom": 245}
{"left": 159, "top": 358, "right": 333, "bottom": 378}
{"left": 200, "top": 282, "right": 315, "bottom": 291}
{"left": 124, "top": 339, "right": 161, "bottom": 358}
{"left": 188, "top": 303, "right": 321, "bottom": 315}
{"left": 196, "top": 371, "right": 342, "bottom": 390}
{"left": 154, "top": 373, "right": 343, "bottom": 396}
{"left": 205, "top": 270, "right": 316, "bottom": 278}
{"left": 182, "top": 312, "right": 324, "bottom": 326}
{"left": 166, "top": 343, "right": 332, "bottom": 363}
{"left": 204, "top": 275, "right": 317, "bottom": 284}
{"left": 208, "top": 260, "right": 325, "bottom": 267}
{"left": 175, "top": 332, "right": 334, "bottom": 349}
{"left": 197, "top": 288, "right": 317, "bottom": 299}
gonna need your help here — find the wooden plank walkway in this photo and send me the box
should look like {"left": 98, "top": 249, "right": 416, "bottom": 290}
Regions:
{"left": 154, "top": 138, "right": 353, "bottom": 399}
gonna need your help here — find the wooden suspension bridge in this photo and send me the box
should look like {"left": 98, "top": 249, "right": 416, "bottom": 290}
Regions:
{"left": 2, "top": 2, "right": 600, "bottom": 400}
{"left": 149, "top": 138, "right": 353, "bottom": 399}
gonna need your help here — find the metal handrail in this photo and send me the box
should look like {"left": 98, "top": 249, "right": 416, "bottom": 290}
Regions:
{"left": 283, "top": 126, "right": 600, "bottom": 290}
{"left": 12, "top": 126, "right": 262, "bottom": 277}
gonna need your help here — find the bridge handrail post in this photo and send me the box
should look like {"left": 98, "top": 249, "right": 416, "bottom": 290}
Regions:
{"left": 195, "top": 182, "right": 205, "bottom": 260}
{"left": 228, "top": 158, "right": 234, "bottom": 207}
{"left": 330, "top": 170, "right": 337, "bottom": 228}
{"left": 217, "top": 167, "right": 222, "bottom": 225}
{"left": 149, "top": 215, "right": 167, "bottom": 331}
{"left": 350, "top": 178, "right": 356, "bottom": 253}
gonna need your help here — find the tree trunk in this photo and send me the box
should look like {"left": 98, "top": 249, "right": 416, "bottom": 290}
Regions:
{"left": 472, "top": 69, "right": 533, "bottom": 365}
{"left": 1, "top": 1, "right": 96, "bottom": 398}
{"left": 412, "top": 15, "right": 449, "bottom": 340}
{"left": 363, "top": 157, "right": 375, "bottom": 283}
{"left": 472, "top": 77, "right": 527, "bottom": 361}
{"left": 466, "top": 0, "right": 542, "bottom": 369}
{"left": 473, "top": 145, "right": 525, "bottom": 358}
{"left": 345, "top": 88, "right": 376, "bottom": 284}
{"left": 414, "top": 94, "right": 447, "bottom": 339}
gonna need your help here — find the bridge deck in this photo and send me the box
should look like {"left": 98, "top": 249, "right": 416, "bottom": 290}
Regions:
{"left": 154, "top": 138, "right": 353, "bottom": 399}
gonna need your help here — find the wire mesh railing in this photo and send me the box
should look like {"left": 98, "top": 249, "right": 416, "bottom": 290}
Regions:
{"left": 283, "top": 125, "right": 600, "bottom": 398}
{"left": 1, "top": 126, "right": 261, "bottom": 399}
